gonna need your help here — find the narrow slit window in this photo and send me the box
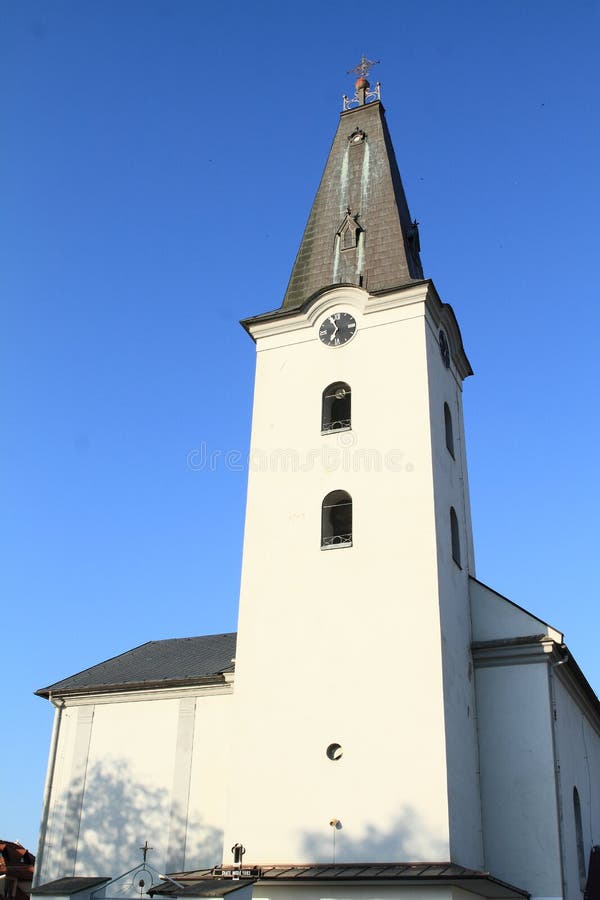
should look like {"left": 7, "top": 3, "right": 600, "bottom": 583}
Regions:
{"left": 322, "top": 490, "right": 352, "bottom": 548}
{"left": 574, "top": 787, "right": 586, "bottom": 887}
{"left": 322, "top": 382, "right": 351, "bottom": 432}
{"left": 450, "top": 507, "right": 461, "bottom": 567}
{"left": 444, "top": 403, "right": 455, "bottom": 458}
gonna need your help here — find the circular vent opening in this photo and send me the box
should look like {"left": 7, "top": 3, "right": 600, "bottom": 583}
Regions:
{"left": 326, "top": 743, "right": 343, "bottom": 761}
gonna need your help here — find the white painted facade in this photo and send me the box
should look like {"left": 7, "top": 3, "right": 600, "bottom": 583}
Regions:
{"left": 253, "top": 886, "right": 480, "bottom": 900}
{"left": 471, "top": 580, "right": 600, "bottom": 900}
{"left": 34, "top": 279, "right": 600, "bottom": 900}
{"left": 226, "top": 283, "right": 481, "bottom": 868}
{"left": 36, "top": 684, "right": 233, "bottom": 882}
{"left": 33, "top": 884, "right": 108, "bottom": 900}
{"left": 33, "top": 89, "right": 600, "bottom": 900}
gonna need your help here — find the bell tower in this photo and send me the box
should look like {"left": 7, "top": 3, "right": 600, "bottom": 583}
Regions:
{"left": 225, "top": 61, "right": 482, "bottom": 869}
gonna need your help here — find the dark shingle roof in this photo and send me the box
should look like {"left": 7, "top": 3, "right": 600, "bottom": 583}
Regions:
{"left": 32, "top": 877, "right": 111, "bottom": 895}
{"left": 149, "top": 880, "right": 253, "bottom": 898}
{"left": 158, "top": 865, "right": 528, "bottom": 900}
{"left": 36, "top": 633, "right": 237, "bottom": 698}
{"left": 281, "top": 100, "right": 423, "bottom": 311}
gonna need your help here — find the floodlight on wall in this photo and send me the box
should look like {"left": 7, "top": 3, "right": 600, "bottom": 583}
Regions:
{"left": 231, "top": 843, "right": 245, "bottom": 864}
{"left": 329, "top": 817, "right": 342, "bottom": 863}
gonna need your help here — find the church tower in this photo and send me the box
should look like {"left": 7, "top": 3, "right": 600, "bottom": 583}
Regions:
{"left": 225, "top": 63, "right": 482, "bottom": 869}
{"left": 32, "top": 61, "right": 600, "bottom": 900}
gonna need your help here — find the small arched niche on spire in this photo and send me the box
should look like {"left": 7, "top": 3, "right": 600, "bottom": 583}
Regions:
{"left": 337, "top": 210, "right": 362, "bottom": 251}
{"left": 348, "top": 127, "right": 366, "bottom": 146}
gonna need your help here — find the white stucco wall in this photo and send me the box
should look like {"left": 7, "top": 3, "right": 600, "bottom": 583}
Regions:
{"left": 226, "top": 285, "right": 479, "bottom": 865}
{"left": 471, "top": 573, "right": 600, "bottom": 900}
{"left": 475, "top": 658, "right": 562, "bottom": 898}
{"left": 36, "top": 703, "right": 88, "bottom": 884}
{"left": 32, "top": 890, "right": 106, "bottom": 900}
{"left": 77, "top": 695, "right": 180, "bottom": 873}
{"left": 36, "top": 686, "right": 233, "bottom": 885}
{"left": 252, "top": 884, "right": 486, "bottom": 900}
{"left": 185, "top": 688, "right": 235, "bottom": 869}
{"left": 551, "top": 667, "right": 600, "bottom": 900}
{"left": 470, "top": 579, "right": 562, "bottom": 644}
{"left": 425, "top": 315, "right": 482, "bottom": 869}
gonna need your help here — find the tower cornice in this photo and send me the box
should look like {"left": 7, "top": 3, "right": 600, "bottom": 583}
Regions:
{"left": 241, "top": 279, "right": 472, "bottom": 380}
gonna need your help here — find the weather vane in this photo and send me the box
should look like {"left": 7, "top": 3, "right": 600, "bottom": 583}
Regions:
{"left": 343, "top": 55, "right": 381, "bottom": 110}
{"left": 347, "top": 55, "right": 380, "bottom": 79}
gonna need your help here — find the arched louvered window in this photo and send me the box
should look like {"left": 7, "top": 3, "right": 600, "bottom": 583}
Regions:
{"left": 322, "top": 382, "right": 351, "bottom": 432}
{"left": 321, "top": 490, "right": 352, "bottom": 548}
{"left": 450, "top": 507, "right": 461, "bottom": 567}
{"left": 444, "top": 402, "right": 455, "bottom": 458}
{"left": 574, "top": 787, "right": 586, "bottom": 887}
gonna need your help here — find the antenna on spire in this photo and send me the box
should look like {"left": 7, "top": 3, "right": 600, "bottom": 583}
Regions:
{"left": 343, "top": 54, "right": 381, "bottom": 110}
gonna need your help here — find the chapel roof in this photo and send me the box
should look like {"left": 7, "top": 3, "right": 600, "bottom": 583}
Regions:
{"left": 152, "top": 864, "right": 528, "bottom": 899}
{"left": 35, "top": 632, "right": 236, "bottom": 698}
{"left": 32, "top": 877, "right": 111, "bottom": 896}
{"left": 150, "top": 880, "right": 253, "bottom": 898}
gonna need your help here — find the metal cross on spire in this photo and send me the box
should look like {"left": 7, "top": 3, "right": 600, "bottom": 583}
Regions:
{"left": 140, "top": 841, "right": 153, "bottom": 863}
{"left": 347, "top": 55, "right": 380, "bottom": 79}
{"left": 343, "top": 55, "right": 381, "bottom": 109}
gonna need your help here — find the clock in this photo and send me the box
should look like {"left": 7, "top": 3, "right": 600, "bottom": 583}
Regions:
{"left": 319, "top": 312, "right": 357, "bottom": 347}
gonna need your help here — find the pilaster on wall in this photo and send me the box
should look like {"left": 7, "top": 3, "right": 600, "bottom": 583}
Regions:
{"left": 166, "top": 697, "right": 197, "bottom": 872}
{"left": 60, "top": 706, "right": 95, "bottom": 877}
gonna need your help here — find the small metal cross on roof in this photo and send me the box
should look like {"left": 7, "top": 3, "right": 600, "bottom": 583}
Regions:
{"left": 140, "top": 841, "right": 153, "bottom": 863}
{"left": 347, "top": 55, "right": 380, "bottom": 79}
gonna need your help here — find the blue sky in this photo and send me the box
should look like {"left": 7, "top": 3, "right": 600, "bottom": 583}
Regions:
{"left": 2, "top": 0, "right": 599, "bottom": 853}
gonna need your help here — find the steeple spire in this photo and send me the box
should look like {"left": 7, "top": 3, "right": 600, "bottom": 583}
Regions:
{"left": 281, "top": 63, "right": 424, "bottom": 310}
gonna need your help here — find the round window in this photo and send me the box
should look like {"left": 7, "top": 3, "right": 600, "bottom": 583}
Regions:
{"left": 326, "top": 743, "right": 343, "bottom": 760}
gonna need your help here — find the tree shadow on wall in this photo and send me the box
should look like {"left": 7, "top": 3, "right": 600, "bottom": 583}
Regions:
{"left": 53, "top": 759, "right": 222, "bottom": 881}
{"left": 301, "top": 806, "right": 449, "bottom": 864}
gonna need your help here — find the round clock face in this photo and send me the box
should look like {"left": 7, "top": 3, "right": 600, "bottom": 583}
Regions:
{"left": 319, "top": 312, "right": 357, "bottom": 347}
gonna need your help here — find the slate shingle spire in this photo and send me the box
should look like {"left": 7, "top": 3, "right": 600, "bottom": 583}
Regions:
{"left": 281, "top": 73, "right": 424, "bottom": 310}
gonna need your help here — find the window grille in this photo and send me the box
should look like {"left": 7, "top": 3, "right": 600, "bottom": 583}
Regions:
{"left": 322, "top": 382, "right": 351, "bottom": 432}
{"left": 322, "top": 490, "right": 352, "bottom": 548}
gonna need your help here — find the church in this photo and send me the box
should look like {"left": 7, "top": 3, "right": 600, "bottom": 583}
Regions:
{"left": 32, "top": 63, "right": 600, "bottom": 900}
